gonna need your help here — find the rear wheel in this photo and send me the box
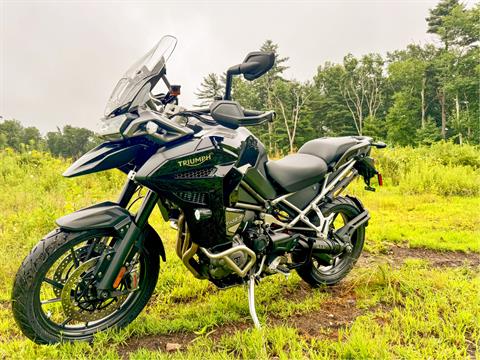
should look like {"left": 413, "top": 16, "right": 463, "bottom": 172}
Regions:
{"left": 295, "top": 196, "right": 365, "bottom": 287}
{"left": 12, "top": 227, "right": 160, "bottom": 344}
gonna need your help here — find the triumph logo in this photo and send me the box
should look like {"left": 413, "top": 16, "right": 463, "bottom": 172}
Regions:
{"left": 177, "top": 153, "right": 213, "bottom": 167}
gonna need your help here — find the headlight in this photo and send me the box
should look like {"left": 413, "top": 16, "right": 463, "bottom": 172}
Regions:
{"left": 96, "top": 114, "right": 128, "bottom": 140}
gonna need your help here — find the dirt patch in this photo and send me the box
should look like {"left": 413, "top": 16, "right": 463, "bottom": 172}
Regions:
{"left": 117, "top": 246, "right": 477, "bottom": 357}
{"left": 360, "top": 245, "right": 480, "bottom": 268}
{"left": 117, "top": 332, "right": 197, "bottom": 358}
{"left": 117, "top": 324, "right": 256, "bottom": 359}
{"left": 117, "top": 282, "right": 366, "bottom": 357}
{"left": 269, "top": 282, "right": 363, "bottom": 340}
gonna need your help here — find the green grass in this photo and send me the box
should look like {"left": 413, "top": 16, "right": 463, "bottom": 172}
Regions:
{"left": 2, "top": 264, "right": 477, "bottom": 359}
{"left": 0, "top": 146, "right": 479, "bottom": 359}
{"left": 350, "top": 185, "right": 480, "bottom": 253}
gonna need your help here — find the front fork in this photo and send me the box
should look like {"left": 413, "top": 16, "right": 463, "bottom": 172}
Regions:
{"left": 95, "top": 178, "right": 159, "bottom": 294}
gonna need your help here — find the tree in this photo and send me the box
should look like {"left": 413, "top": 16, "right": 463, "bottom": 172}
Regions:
{"left": 426, "top": 1, "right": 479, "bottom": 140}
{"left": 416, "top": 117, "right": 441, "bottom": 145}
{"left": 23, "top": 126, "right": 43, "bottom": 149}
{"left": 313, "top": 62, "right": 356, "bottom": 137}
{"left": 386, "top": 91, "right": 421, "bottom": 146}
{"left": 194, "top": 73, "right": 225, "bottom": 107}
{"left": 341, "top": 53, "right": 385, "bottom": 135}
{"left": 387, "top": 44, "right": 437, "bottom": 129}
{"left": 46, "top": 126, "right": 98, "bottom": 158}
{"left": 0, "top": 119, "right": 24, "bottom": 151}
{"left": 363, "top": 115, "right": 387, "bottom": 140}
{"left": 272, "top": 80, "right": 313, "bottom": 153}
{"left": 427, "top": 0, "right": 462, "bottom": 50}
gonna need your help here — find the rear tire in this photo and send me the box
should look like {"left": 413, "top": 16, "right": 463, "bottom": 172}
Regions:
{"left": 12, "top": 227, "right": 160, "bottom": 344}
{"left": 295, "top": 196, "right": 365, "bottom": 287}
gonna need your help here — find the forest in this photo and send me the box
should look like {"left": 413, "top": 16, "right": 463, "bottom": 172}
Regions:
{"left": 196, "top": 0, "right": 479, "bottom": 154}
{"left": 0, "top": 0, "right": 478, "bottom": 158}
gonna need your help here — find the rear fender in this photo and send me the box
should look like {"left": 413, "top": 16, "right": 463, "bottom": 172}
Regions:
{"left": 346, "top": 195, "right": 369, "bottom": 227}
{"left": 55, "top": 201, "right": 166, "bottom": 261}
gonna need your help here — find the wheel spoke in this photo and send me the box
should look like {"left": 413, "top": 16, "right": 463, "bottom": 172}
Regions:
{"left": 44, "top": 277, "right": 64, "bottom": 290}
{"left": 41, "top": 297, "right": 62, "bottom": 305}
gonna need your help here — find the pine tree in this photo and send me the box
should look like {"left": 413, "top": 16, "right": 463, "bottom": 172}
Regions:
{"left": 194, "top": 73, "right": 225, "bottom": 107}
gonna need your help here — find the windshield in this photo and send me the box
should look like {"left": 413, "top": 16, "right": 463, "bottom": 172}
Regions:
{"left": 104, "top": 35, "right": 177, "bottom": 116}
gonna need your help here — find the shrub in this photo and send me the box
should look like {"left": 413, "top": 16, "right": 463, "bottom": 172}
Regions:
{"left": 398, "top": 163, "right": 480, "bottom": 196}
{"left": 373, "top": 142, "right": 480, "bottom": 194}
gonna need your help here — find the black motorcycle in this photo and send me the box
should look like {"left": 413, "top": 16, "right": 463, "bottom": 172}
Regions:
{"left": 12, "top": 35, "right": 385, "bottom": 344}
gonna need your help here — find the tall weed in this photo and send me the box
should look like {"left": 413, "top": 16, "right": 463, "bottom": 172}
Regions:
{"left": 373, "top": 142, "right": 480, "bottom": 196}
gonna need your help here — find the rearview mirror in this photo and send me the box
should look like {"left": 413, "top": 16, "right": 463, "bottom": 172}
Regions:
{"left": 224, "top": 51, "right": 275, "bottom": 100}
{"left": 240, "top": 52, "right": 275, "bottom": 81}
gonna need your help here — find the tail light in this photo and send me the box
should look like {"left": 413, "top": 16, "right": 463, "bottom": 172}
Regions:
{"left": 377, "top": 173, "right": 383, "bottom": 186}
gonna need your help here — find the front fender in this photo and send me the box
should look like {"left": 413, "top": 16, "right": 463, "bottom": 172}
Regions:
{"left": 63, "top": 141, "right": 151, "bottom": 178}
{"left": 55, "top": 201, "right": 166, "bottom": 261}
{"left": 56, "top": 201, "right": 131, "bottom": 231}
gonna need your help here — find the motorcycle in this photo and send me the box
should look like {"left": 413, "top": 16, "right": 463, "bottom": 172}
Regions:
{"left": 12, "top": 35, "right": 386, "bottom": 344}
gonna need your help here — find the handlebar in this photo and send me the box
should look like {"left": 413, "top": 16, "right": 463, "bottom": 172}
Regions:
{"left": 190, "top": 107, "right": 273, "bottom": 120}
{"left": 187, "top": 102, "right": 275, "bottom": 129}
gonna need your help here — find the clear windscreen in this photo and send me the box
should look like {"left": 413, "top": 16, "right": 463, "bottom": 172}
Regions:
{"left": 104, "top": 35, "right": 177, "bottom": 116}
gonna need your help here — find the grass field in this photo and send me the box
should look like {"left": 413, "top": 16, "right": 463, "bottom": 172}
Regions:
{"left": 0, "top": 144, "right": 479, "bottom": 359}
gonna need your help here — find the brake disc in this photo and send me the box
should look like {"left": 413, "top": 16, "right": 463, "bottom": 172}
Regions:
{"left": 52, "top": 243, "right": 107, "bottom": 297}
{"left": 61, "top": 257, "right": 128, "bottom": 322}
{"left": 52, "top": 247, "right": 87, "bottom": 297}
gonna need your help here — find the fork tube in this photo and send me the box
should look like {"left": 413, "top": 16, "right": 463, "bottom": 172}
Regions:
{"left": 97, "top": 190, "right": 159, "bottom": 292}
{"left": 117, "top": 178, "right": 138, "bottom": 208}
{"left": 134, "top": 191, "right": 159, "bottom": 227}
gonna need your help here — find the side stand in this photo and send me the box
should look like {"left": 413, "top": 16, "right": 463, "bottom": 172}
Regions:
{"left": 247, "top": 274, "right": 261, "bottom": 329}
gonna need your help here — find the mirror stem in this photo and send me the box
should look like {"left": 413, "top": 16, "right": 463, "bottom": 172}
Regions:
{"left": 224, "top": 72, "right": 233, "bottom": 100}
{"left": 224, "top": 65, "right": 241, "bottom": 100}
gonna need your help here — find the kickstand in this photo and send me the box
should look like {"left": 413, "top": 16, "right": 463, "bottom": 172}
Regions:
{"left": 247, "top": 274, "right": 261, "bottom": 329}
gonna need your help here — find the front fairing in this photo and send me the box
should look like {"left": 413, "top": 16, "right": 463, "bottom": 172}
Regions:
{"left": 63, "top": 140, "right": 156, "bottom": 178}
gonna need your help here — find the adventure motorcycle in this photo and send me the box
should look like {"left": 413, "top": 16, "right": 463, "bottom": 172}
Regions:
{"left": 12, "top": 35, "right": 386, "bottom": 344}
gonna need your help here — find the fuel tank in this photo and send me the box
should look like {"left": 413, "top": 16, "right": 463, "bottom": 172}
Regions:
{"left": 135, "top": 127, "right": 268, "bottom": 247}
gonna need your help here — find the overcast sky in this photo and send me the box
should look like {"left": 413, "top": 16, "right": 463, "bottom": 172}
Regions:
{"left": 0, "top": 0, "right": 460, "bottom": 133}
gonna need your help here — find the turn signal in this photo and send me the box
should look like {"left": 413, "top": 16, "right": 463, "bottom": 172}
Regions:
{"left": 170, "top": 85, "right": 181, "bottom": 96}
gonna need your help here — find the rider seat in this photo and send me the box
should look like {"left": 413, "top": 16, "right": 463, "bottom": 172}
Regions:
{"left": 265, "top": 136, "right": 364, "bottom": 193}
{"left": 265, "top": 154, "right": 328, "bottom": 193}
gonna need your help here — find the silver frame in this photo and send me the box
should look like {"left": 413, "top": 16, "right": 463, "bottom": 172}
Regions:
{"left": 263, "top": 159, "right": 357, "bottom": 239}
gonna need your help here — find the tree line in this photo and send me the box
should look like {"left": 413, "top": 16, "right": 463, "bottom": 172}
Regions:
{"left": 195, "top": 0, "right": 479, "bottom": 154}
{"left": 0, "top": 119, "right": 99, "bottom": 158}
{"left": 1, "top": 0, "right": 477, "bottom": 158}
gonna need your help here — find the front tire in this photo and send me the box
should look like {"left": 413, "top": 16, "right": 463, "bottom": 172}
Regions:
{"left": 12, "top": 227, "right": 160, "bottom": 344}
{"left": 295, "top": 196, "right": 365, "bottom": 287}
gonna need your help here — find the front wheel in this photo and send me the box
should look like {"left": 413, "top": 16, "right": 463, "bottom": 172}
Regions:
{"left": 12, "top": 227, "right": 160, "bottom": 344}
{"left": 295, "top": 196, "right": 366, "bottom": 287}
